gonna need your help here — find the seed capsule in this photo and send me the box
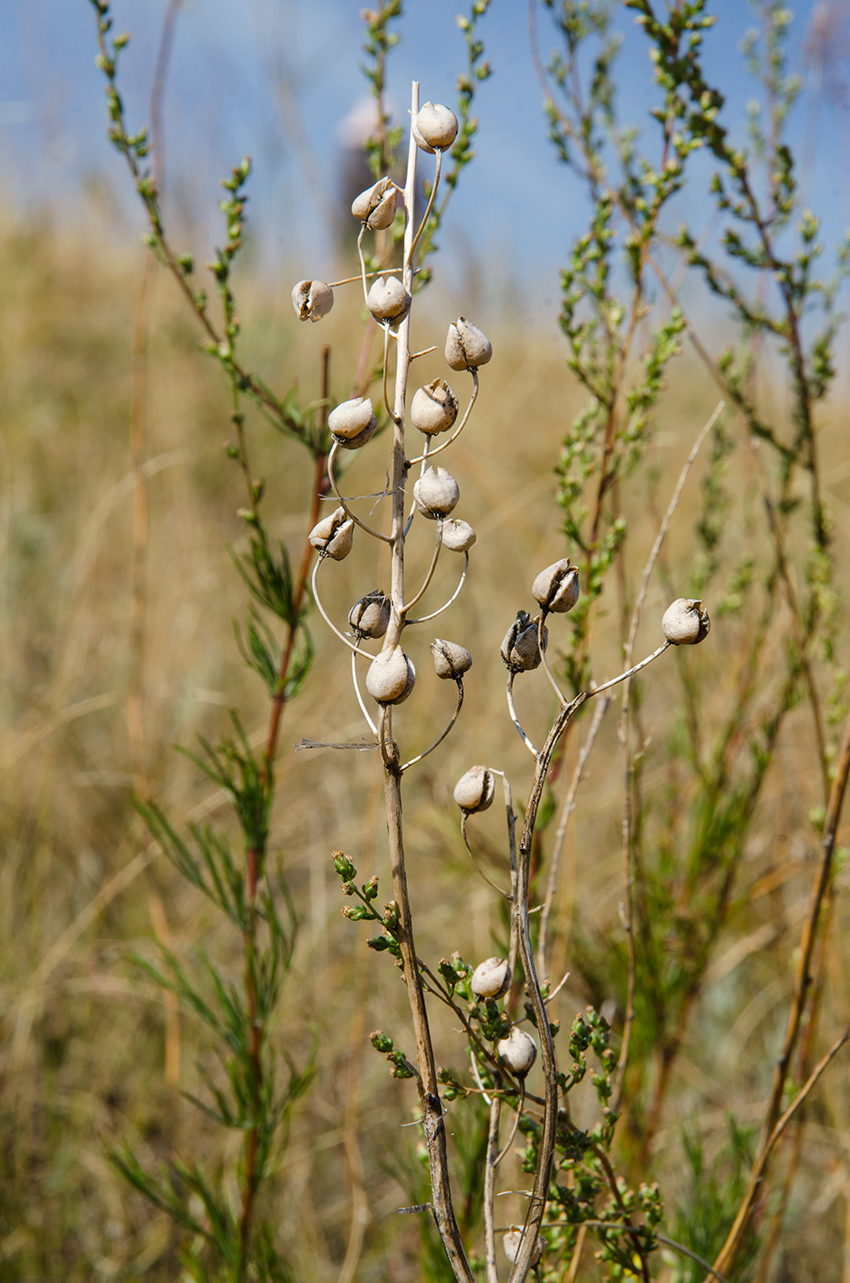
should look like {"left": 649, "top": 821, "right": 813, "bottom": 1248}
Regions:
{"left": 413, "top": 466, "right": 460, "bottom": 519}
{"left": 532, "top": 558, "right": 580, "bottom": 614}
{"left": 445, "top": 317, "right": 492, "bottom": 371}
{"left": 309, "top": 507, "right": 354, "bottom": 560}
{"left": 367, "top": 276, "right": 411, "bottom": 323}
{"left": 412, "top": 102, "right": 459, "bottom": 152}
{"left": 430, "top": 639, "right": 472, "bottom": 680}
{"left": 410, "top": 379, "right": 459, "bottom": 435}
{"left": 365, "top": 647, "right": 416, "bottom": 704}
{"left": 328, "top": 396, "right": 378, "bottom": 450}
{"left": 453, "top": 765, "right": 495, "bottom": 814}
{"left": 503, "top": 1230, "right": 543, "bottom": 1266}
{"left": 291, "top": 279, "right": 334, "bottom": 323}
{"left": 661, "top": 598, "right": 711, "bottom": 645}
{"left": 500, "top": 611, "right": 546, "bottom": 672}
{"left": 351, "top": 176, "right": 398, "bottom": 230}
{"left": 497, "top": 1026, "right": 537, "bottom": 1076}
{"left": 440, "top": 519, "right": 476, "bottom": 552}
{"left": 348, "top": 590, "right": 390, "bottom": 639}
{"left": 471, "top": 956, "right": 510, "bottom": 1000}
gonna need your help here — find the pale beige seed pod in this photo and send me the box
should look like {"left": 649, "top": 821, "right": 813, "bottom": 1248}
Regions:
{"left": 365, "top": 647, "right": 416, "bottom": 704}
{"left": 410, "top": 379, "right": 459, "bottom": 435}
{"left": 367, "top": 276, "right": 412, "bottom": 323}
{"left": 291, "top": 279, "right": 334, "bottom": 323}
{"left": 412, "top": 102, "right": 459, "bottom": 152}
{"left": 500, "top": 611, "right": 546, "bottom": 672}
{"left": 471, "top": 956, "right": 510, "bottom": 1000}
{"left": 662, "top": 598, "right": 711, "bottom": 645}
{"left": 445, "top": 317, "right": 492, "bottom": 371}
{"left": 497, "top": 1026, "right": 537, "bottom": 1076}
{"left": 503, "top": 1229, "right": 543, "bottom": 1266}
{"left": 440, "top": 518, "right": 477, "bottom": 553}
{"left": 453, "top": 764, "right": 495, "bottom": 814}
{"left": 413, "top": 466, "right": 460, "bottom": 519}
{"left": 430, "top": 639, "right": 472, "bottom": 680}
{"left": 328, "top": 396, "right": 378, "bottom": 450}
{"left": 532, "top": 558, "right": 580, "bottom": 614}
{"left": 351, "top": 176, "right": 398, "bottom": 230}
{"left": 348, "top": 590, "right": 390, "bottom": 639}
{"left": 309, "top": 507, "right": 354, "bottom": 560}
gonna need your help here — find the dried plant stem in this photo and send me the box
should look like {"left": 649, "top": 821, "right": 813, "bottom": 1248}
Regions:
{"left": 646, "top": 252, "right": 830, "bottom": 800}
{"left": 613, "top": 405, "right": 720, "bottom": 1116}
{"left": 537, "top": 695, "right": 610, "bottom": 979}
{"left": 711, "top": 1022, "right": 850, "bottom": 1280}
{"left": 484, "top": 1093, "right": 502, "bottom": 1283}
{"left": 509, "top": 692, "right": 587, "bottom": 1283}
{"left": 710, "top": 703, "right": 850, "bottom": 1275}
{"left": 378, "top": 82, "right": 473, "bottom": 1283}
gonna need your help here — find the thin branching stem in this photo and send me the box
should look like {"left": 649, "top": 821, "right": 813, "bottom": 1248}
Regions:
{"left": 406, "top": 552, "right": 469, "bottom": 625}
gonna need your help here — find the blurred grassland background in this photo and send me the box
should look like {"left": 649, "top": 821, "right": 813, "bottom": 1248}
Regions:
{"left": 3, "top": 2, "right": 850, "bottom": 1281}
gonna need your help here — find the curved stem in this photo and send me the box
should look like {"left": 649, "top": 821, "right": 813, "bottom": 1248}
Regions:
{"left": 327, "top": 440, "right": 391, "bottom": 543}
{"left": 538, "top": 696, "right": 609, "bottom": 979}
{"left": 506, "top": 673, "right": 539, "bottom": 758}
{"left": 406, "top": 552, "right": 469, "bottom": 625}
{"left": 351, "top": 649, "right": 378, "bottom": 737}
{"left": 328, "top": 265, "right": 406, "bottom": 288}
{"left": 407, "top": 371, "right": 480, "bottom": 467}
{"left": 356, "top": 223, "right": 369, "bottom": 305}
{"left": 460, "top": 812, "right": 511, "bottom": 898}
{"left": 538, "top": 611, "right": 568, "bottom": 706}
{"left": 590, "top": 640, "right": 671, "bottom": 698}
{"left": 401, "top": 521, "right": 443, "bottom": 615}
{"left": 311, "top": 559, "right": 375, "bottom": 661}
{"left": 401, "top": 679, "right": 463, "bottom": 772}
{"left": 410, "top": 148, "right": 443, "bottom": 260}
{"left": 494, "top": 1081, "right": 524, "bottom": 1167}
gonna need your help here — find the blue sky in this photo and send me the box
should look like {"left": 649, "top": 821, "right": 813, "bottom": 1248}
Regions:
{"left": 1, "top": 1, "right": 849, "bottom": 309}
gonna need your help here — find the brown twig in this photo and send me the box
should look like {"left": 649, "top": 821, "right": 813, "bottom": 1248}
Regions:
{"left": 710, "top": 705, "right": 850, "bottom": 1276}
{"left": 711, "top": 1022, "right": 850, "bottom": 1279}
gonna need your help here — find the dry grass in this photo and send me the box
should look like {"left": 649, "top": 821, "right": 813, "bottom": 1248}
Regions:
{"left": 1, "top": 203, "right": 850, "bottom": 1282}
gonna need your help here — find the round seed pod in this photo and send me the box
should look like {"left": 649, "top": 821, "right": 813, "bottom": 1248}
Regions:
{"left": 503, "top": 1230, "right": 543, "bottom": 1266}
{"left": 500, "top": 611, "right": 546, "bottom": 672}
{"left": 440, "top": 519, "right": 477, "bottom": 553}
{"left": 291, "top": 279, "right": 334, "bottom": 323}
{"left": 309, "top": 507, "right": 354, "bottom": 560}
{"left": 430, "top": 639, "right": 472, "bottom": 680}
{"left": 367, "top": 276, "right": 411, "bottom": 323}
{"left": 497, "top": 1026, "right": 537, "bottom": 1076}
{"left": 532, "top": 558, "right": 580, "bottom": 614}
{"left": 662, "top": 598, "right": 711, "bottom": 645}
{"left": 410, "top": 379, "right": 459, "bottom": 435}
{"left": 348, "top": 590, "right": 390, "bottom": 639}
{"left": 412, "top": 102, "right": 459, "bottom": 152}
{"left": 365, "top": 647, "right": 416, "bottom": 705}
{"left": 328, "top": 396, "right": 378, "bottom": 449}
{"left": 453, "top": 764, "right": 495, "bottom": 814}
{"left": 471, "top": 956, "right": 510, "bottom": 1000}
{"left": 445, "top": 317, "right": 492, "bottom": 371}
{"left": 351, "top": 176, "right": 398, "bottom": 230}
{"left": 413, "top": 466, "right": 460, "bottom": 519}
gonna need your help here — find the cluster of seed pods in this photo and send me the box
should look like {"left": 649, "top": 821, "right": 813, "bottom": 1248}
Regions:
{"left": 293, "top": 98, "right": 496, "bottom": 764}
